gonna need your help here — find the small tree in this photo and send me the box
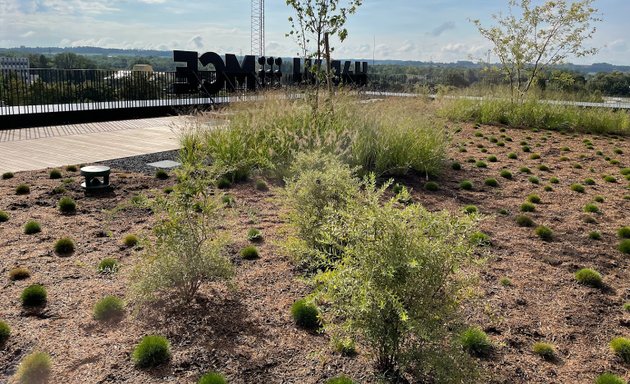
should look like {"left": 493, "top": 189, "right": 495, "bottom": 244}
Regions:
{"left": 472, "top": 0, "right": 600, "bottom": 100}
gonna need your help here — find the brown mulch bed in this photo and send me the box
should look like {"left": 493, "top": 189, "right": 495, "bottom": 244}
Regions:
{"left": 0, "top": 123, "right": 629, "bottom": 383}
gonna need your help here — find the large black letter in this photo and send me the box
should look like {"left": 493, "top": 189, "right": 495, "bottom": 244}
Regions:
{"left": 199, "top": 52, "right": 226, "bottom": 95}
{"left": 224, "top": 54, "right": 256, "bottom": 91}
{"left": 173, "top": 50, "right": 199, "bottom": 94}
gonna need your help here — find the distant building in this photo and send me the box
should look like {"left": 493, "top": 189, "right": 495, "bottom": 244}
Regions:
{"left": 0, "top": 57, "right": 30, "bottom": 82}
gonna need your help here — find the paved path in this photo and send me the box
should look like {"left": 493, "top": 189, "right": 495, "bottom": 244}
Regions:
{"left": 0, "top": 116, "right": 187, "bottom": 173}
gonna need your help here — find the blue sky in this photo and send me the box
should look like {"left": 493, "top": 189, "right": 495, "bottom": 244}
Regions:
{"left": 1, "top": 0, "right": 629, "bottom": 64}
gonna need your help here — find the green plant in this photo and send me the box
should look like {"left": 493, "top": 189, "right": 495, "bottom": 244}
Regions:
{"left": 519, "top": 167, "right": 531, "bottom": 174}
{"left": 460, "top": 180, "right": 473, "bottom": 190}
{"left": 532, "top": 342, "right": 555, "bottom": 360}
{"left": 485, "top": 178, "right": 499, "bottom": 187}
{"left": 464, "top": 205, "right": 478, "bottom": 214}
{"left": 2, "top": 171, "right": 14, "bottom": 179}
{"left": 584, "top": 203, "right": 599, "bottom": 213}
{"left": 332, "top": 336, "right": 357, "bottom": 356}
{"left": 424, "top": 181, "right": 439, "bottom": 191}
{"left": 58, "top": 196, "right": 76, "bottom": 214}
{"left": 49, "top": 169, "right": 62, "bottom": 179}
{"left": 544, "top": 185, "right": 553, "bottom": 192}
{"left": 535, "top": 225, "right": 553, "bottom": 241}
{"left": 618, "top": 226, "right": 630, "bottom": 239}
{"left": 499, "top": 277, "right": 512, "bottom": 287}
{"left": 0, "top": 210, "right": 9, "bottom": 222}
{"left": 471, "top": 231, "right": 492, "bottom": 246}
{"left": 21, "top": 284, "right": 47, "bottom": 307}
{"left": 610, "top": 337, "right": 630, "bottom": 363}
{"left": 460, "top": 327, "right": 492, "bottom": 357}
{"left": 527, "top": 194, "right": 541, "bottom": 204}
{"left": 624, "top": 302, "right": 630, "bottom": 312}
{"left": 240, "top": 245, "right": 260, "bottom": 260}
{"left": 570, "top": 183, "right": 585, "bottom": 193}
{"left": 589, "top": 231, "right": 602, "bottom": 240}
{"left": 575, "top": 268, "right": 603, "bottom": 288}
{"left": 487, "top": 155, "right": 498, "bottom": 162}
{"left": 507, "top": 152, "right": 518, "bottom": 159}
{"left": 98, "top": 258, "right": 120, "bottom": 273}
{"left": 9, "top": 267, "right": 30, "bottom": 280}
{"left": 500, "top": 170, "right": 512, "bottom": 179}
{"left": 65, "top": 165, "right": 78, "bottom": 172}
{"left": 221, "top": 194, "right": 235, "bottom": 207}
{"left": 247, "top": 228, "right": 263, "bottom": 242}
{"left": 549, "top": 177, "right": 559, "bottom": 184}
{"left": 24, "top": 220, "right": 41, "bottom": 235}
{"left": 132, "top": 335, "right": 171, "bottom": 368}
{"left": 530, "top": 153, "right": 541, "bottom": 160}
{"left": 216, "top": 177, "right": 231, "bottom": 189}
{"left": 622, "top": 167, "right": 630, "bottom": 176}
{"left": 594, "top": 195, "right": 605, "bottom": 203}
{"left": 291, "top": 299, "right": 319, "bottom": 330}
{"left": 520, "top": 202, "right": 536, "bottom": 213}
{"left": 538, "top": 164, "right": 549, "bottom": 171}
{"left": 584, "top": 178, "right": 596, "bottom": 185}
{"left": 516, "top": 215, "right": 534, "bottom": 227}
{"left": 154, "top": 169, "right": 169, "bottom": 180}
{"left": 0, "top": 320, "right": 10, "bottom": 344}
{"left": 123, "top": 234, "right": 139, "bottom": 247}
{"left": 528, "top": 176, "right": 540, "bottom": 184}
{"left": 15, "top": 351, "right": 51, "bottom": 384}
{"left": 522, "top": 145, "right": 531, "bottom": 153}
{"left": 93, "top": 296, "right": 125, "bottom": 321}
{"left": 604, "top": 175, "right": 617, "bottom": 183}
{"left": 595, "top": 373, "right": 625, "bottom": 384}
{"left": 255, "top": 179, "right": 269, "bottom": 191}
{"left": 325, "top": 376, "right": 355, "bottom": 384}
{"left": 54, "top": 237, "right": 75, "bottom": 255}
{"left": 198, "top": 372, "right": 228, "bottom": 384}
{"left": 163, "top": 186, "right": 174, "bottom": 194}
{"left": 619, "top": 239, "right": 630, "bottom": 254}
{"left": 52, "top": 185, "right": 65, "bottom": 194}
{"left": 475, "top": 161, "right": 487, "bottom": 168}
{"left": 16, "top": 183, "right": 30, "bottom": 195}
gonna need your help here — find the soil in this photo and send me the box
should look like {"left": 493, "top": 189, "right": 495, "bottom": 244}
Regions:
{"left": 0, "top": 122, "right": 628, "bottom": 384}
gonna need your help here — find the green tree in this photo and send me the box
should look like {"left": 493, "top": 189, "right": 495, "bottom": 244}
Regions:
{"left": 472, "top": 0, "right": 600, "bottom": 100}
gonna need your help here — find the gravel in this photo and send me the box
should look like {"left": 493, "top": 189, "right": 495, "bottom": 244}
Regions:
{"left": 97, "top": 150, "right": 180, "bottom": 174}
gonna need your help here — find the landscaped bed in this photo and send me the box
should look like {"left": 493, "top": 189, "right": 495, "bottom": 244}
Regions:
{"left": 0, "top": 113, "right": 629, "bottom": 383}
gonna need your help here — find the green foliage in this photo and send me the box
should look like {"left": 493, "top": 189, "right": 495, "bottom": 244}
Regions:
{"left": 499, "top": 277, "right": 513, "bottom": 287}
{"left": 584, "top": 178, "right": 596, "bottom": 185}
{"left": 255, "top": 179, "right": 269, "bottom": 191}
{"left": 520, "top": 202, "right": 536, "bottom": 212}
{"left": 516, "top": 215, "right": 535, "bottom": 227}
{"left": 247, "top": 228, "right": 263, "bottom": 242}
{"left": 198, "top": 372, "right": 227, "bottom": 384}
{"left": 291, "top": 299, "right": 320, "bottom": 330}
{"left": 487, "top": 155, "right": 498, "bottom": 162}
{"left": 594, "top": 195, "right": 605, "bottom": 203}
{"left": 460, "top": 180, "right": 473, "bottom": 190}
{"left": 535, "top": 225, "right": 553, "bottom": 241}
{"left": 471, "top": 231, "right": 492, "bottom": 246}
{"left": 475, "top": 160, "right": 487, "bottom": 168}
{"left": 624, "top": 303, "right": 630, "bottom": 312}
{"left": 15, "top": 351, "right": 51, "bottom": 384}
{"left": 464, "top": 205, "right": 478, "bottom": 214}
{"left": 325, "top": 376, "right": 355, "bottom": 384}
{"left": 54, "top": 237, "right": 75, "bottom": 255}
{"left": 610, "top": 337, "right": 630, "bottom": 363}
{"left": 216, "top": 177, "right": 231, "bottom": 189}
{"left": 530, "top": 153, "right": 541, "bottom": 160}
{"left": 500, "top": 170, "right": 512, "bottom": 179}
{"left": 617, "top": 226, "right": 630, "bottom": 239}
{"left": 584, "top": 203, "right": 599, "bottom": 213}
{"left": 132, "top": 335, "right": 171, "bottom": 368}
{"left": 332, "top": 336, "right": 356, "bottom": 356}
{"left": 589, "top": 231, "right": 602, "bottom": 240}
{"left": 603, "top": 175, "right": 617, "bottom": 183}
{"left": 16, "top": 183, "right": 30, "bottom": 195}
{"left": 484, "top": 178, "right": 499, "bottom": 187}
{"left": 123, "top": 234, "right": 139, "bottom": 247}
{"left": 0, "top": 210, "right": 9, "bottom": 222}
{"left": 451, "top": 161, "right": 462, "bottom": 170}
{"left": 595, "top": 373, "right": 625, "bottom": 384}
{"left": 532, "top": 342, "right": 555, "bottom": 360}
{"left": 24, "top": 220, "right": 41, "bottom": 234}
{"left": 155, "top": 169, "right": 169, "bottom": 180}
{"left": 93, "top": 296, "right": 124, "bottom": 321}
{"left": 520, "top": 167, "right": 531, "bottom": 174}
{"left": 21, "top": 284, "right": 47, "bottom": 307}
{"left": 575, "top": 268, "right": 603, "bottom": 287}
{"left": 507, "top": 152, "right": 518, "bottom": 159}
{"left": 221, "top": 194, "right": 235, "bottom": 207}
{"left": 9, "top": 267, "right": 30, "bottom": 280}
{"left": 619, "top": 239, "right": 630, "bottom": 254}
{"left": 528, "top": 176, "right": 540, "bottom": 184}
{"left": 49, "top": 169, "right": 62, "bottom": 179}
{"left": 460, "top": 327, "right": 492, "bottom": 357}
{"left": 424, "top": 181, "right": 439, "bottom": 191}
{"left": 58, "top": 196, "right": 76, "bottom": 214}
{"left": 98, "top": 258, "right": 120, "bottom": 274}
{"left": 240, "top": 245, "right": 260, "bottom": 260}
{"left": 2, "top": 171, "right": 14, "bottom": 179}
{"left": 527, "top": 194, "right": 541, "bottom": 204}
{"left": 0, "top": 320, "right": 10, "bottom": 344}
{"left": 570, "top": 183, "right": 585, "bottom": 193}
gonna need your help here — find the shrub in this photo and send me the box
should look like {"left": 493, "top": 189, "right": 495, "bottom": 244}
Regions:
{"left": 499, "top": 277, "right": 512, "bottom": 287}
{"left": 16, "top": 184, "right": 30, "bottom": 195}
{"left": 618, "top": 226, "right": 630, "bottom": 239}
{"left": 65, "top": 165, "right": 78, "bottom": 172}
{"left": 2, "top": 171, "right": 14, "bottom": 179}
{"left": 519, "top": 167, "right": 531, "bottom": 174}
{"left": 604, "top": 175, "right": 617, "bottom": 183}
{"left": 247, "top": 228, "right": 263, "bottom": 242}
{"left": 570, "top": 183, "right": 585, "bottom": 193}
{"left": 54, "top": 237, "right": 75, "bottom": 255}
{"left": 484, "top": 178, "right": 499, "bottom": 187}
{"left": 332, "top": 336, "right": 357, "bottom": 356}
{"left": 460, "top": 327, "right": 492, "bottom": 357}
{"left": 198, "top": 372, "right": 227, "bottom": 384}
{"left": 216, "top": 177, "right": 231, "bottom": 189}
{"left": 58, "top": 196, "right": 76, "bottom": 214}
{"left": 530, "top": 153, "right": 541, "bottom": 160}
{"left": 544, "top": 185, "right": 553, "bottom": 192}
{"left": 610, "top": 337, "right": 630, "bottom": 363}
{"left": 132, "top": 335, "right": 171, "bottom": 368}
{"left": 460, "top": 180, "right": 473, "bottom": 190}
{"left": 589, "top": 231, "right": 602, "bottom": 240}
{"left": 255, "top": 179, "right": 269, "bottom": 191}
{"left": 528, "top": 176, "right": 540, "bottom": 184}
{"left": 535, "top": 225, "right": 553, "bottom": 241}
{"left": 221, "top": 194, "right": 235, "bottom": 207}
{"left": 94, "top": 296, "right": 124, "bottom": 321}
{"left": 123, "top": 234, "right": 139, "bottom": 247}
{"left": 98, "top": 258, "right": 120, "bottom": 274}
{"left": 573, "top": 163, "right": 583, "bottom": 169}
{"left": 291, "top": 299, "right": 319, "bottom": 330}
{"left": 532, "top": 342, "right": 555, "bottom": 360}
{"left": 0, "top": 320, "right": 10, "bottom": 344}
{"left": 424, "top": 181, "right": 439, "bottom": 191}
{"left": 163, "top": 186, "right": 174, "bottom": 194}
{"left": 240, "top": 245, "right": 260, "bottom": 260}
{"left": 595, "top": 373, "right": 625, "bottom": 384}
{"left": 24, "top": 220, "right": 41, "bottom": 234}
{"left": 594, "top": 195, "right": 605, "bottom": 203}
{"left": 9, "top": 267, "right": 30, "bottom": 280}
{"left": 619, "top": 239, "right": 630, "bottom": 254}
{"left": 520, "top": 203, "right": 535, "bottom": 213}
{"left": 583, "top": 204, "right": 599, "bottom": 213}
{"left": 153, "top": 169, "right": 168, "bottom": 180}
{"left": 624, "top": 302, "right": 630, "bottom": 312}
{"left": 527, "top": 194, "right": 541, "bottom": 204}
{"left": 516, "top": 215, "right": 534, "bottom": 227}
{"left": 49, "top": 169, "right": 62, "bottom": 179}
{"left": 15, "top": 351, "right": 51, "bottom": 384}
{"left": 21, "top": 284, "right": 47, "bottom": 307}
{"left": 500, "top": 170, "right": 512, "bottom": 179}
{"left": 471, "top": 231, "right": 492, "bottom": 246}
{"left": 325, "top": 376, "right": 355, "bottom": 384}
{"left": 522, "top": 145, "right": 531, "bottom": 153}
{"left": 0, "top": 210, "right": 9, "bottom": 222}
{"left": 549, "top": 177, "right": 559, "bottom": 184}
{"left": 507, "top": 152, "right": 518, "bottom": 159}
{"left": 464, "top": 205, "right": 478, "bottom": 214}
{"left": 584, "top": 178, "right": 596, "bottom": 185}
{"left": 475, "top": 161, "right": 487, "bottom": 168}
{"left": 487, "top": 155, "right": 498, "bottom": 162}
{"left": 575, "top": 268, "right": 603, "bottom": 288}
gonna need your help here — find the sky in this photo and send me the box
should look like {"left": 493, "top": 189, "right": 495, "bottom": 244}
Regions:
{"left": 1, "top": 0, "right": 629, "bottom": 65}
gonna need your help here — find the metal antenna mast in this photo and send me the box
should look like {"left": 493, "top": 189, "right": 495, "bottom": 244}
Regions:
{"left": 251, "top": 0, "right": 265, "bottom": 56}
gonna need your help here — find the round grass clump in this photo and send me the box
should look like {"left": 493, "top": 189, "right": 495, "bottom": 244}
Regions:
{"left": 54, "top": 237, "right": 75, "bottom": 255}
{"left": 326, "top": 376, "right": 355, "bottom": 384}
{"left": 520, "top": 202, "right": 535, "bottom": 213}
{"left": 58, "top": 196, "right": 76, "bottom": 214}
{"left": 516, "top": 215, "right": 534, "bottom": 227}
{"left": 460, "top": 327, "right": 492, "bottom": 357}
{"left": 544, "top": 185, "right": 553, "bottom": 192}
{"left": 98, "top": 258, "right": 120, "bottom": 274}
{"left": 573, "top": 163, "right": 583, "bottom": 169}
{"left": 163, "top": 186, "right": 174, "bottom": 194}
{"left": 522, "top": 145, "right": 531, "bottom": 153}
{"left": 65, "top": 165, "right": 78, "bottom": 172}
{"left": 619, "top": 239, "right": 630, "bottom": 254}
{"left": 583, "top": 203, "right": 599, "bottom": 213}
{"left": 16, "top": 351, "right": 51, "bottom": 384}
{"left": 133, "top": 335, "right": 171, "bottom": 368}
{"left": 527, "top": 194, "right": 541, "bottom": 204}
{"left": 594, "top": 195, "right": 605, "bottom": 203}
{"left": 507, "top": 152, "right": 518, "bottom": 159}
{"left": 93, "top": 296, "right": 124, "bottom": 321}
{"left": 123, "top": 234, "right": 139, "bottom": 247}
{"left": 471, "top": 231, "right": 491, "bottom": 246}
{"left": 424, "top": 181, "right": 439, "bottom": 191}
{"left": 575, "top": 268, "right": 603, "bottom": 288}
{"left": 610, "top": 337, "right": 630, "bottom": 363}
{"left": 0, "top": 210, "right": 9, "bottom": 222}
{"left": 2, "top": 171, "right": 14, "bottom": 179}
{"left": 155, "top": 169, "right": 169, "bottom": 180}
{"left": 216, "top": 177, "right": 231, "bottom": 189}
{"left": 519, "top": 167, "right": 531, "bottom": 174}
{"left": 240, "top": 245, "right": 260, "bottom": 260}
{"left": 624, "top": 302, "right": 630, "bottom": 312}
{"left": 23, "top": 220, "right": 41, "bottom": 235}
{"left": 487, "top": 155, "right": 498, "bottom": 162}
{"left": 198, "top": 372, "right": 227, "bottom": 384}
{"left": 0, "top": 320, "right": 10, "bottom": 344}
{"left": 549, "top": 177, "right": 559, "bottom": 184}
{"left": 530, "top": 153, "right": 541, "bottom": 160}
{"left": 618, "top": 226, "right": 630, "bottom": 239}
{"left": 291, "top": 299, "right": 320, "bottom": 330}
{"left": 570, "top": 183, "right": 585, "bottom": 193}
{"left": 535, "top": 225, "right": 553, "bottom": 241}
{"left": 247, "top": 228, "right": 263, "bottom": 242}
{"left": 532, "top": 342, "right": 555, "bottom": 360}
{"left": 460, "top": 180, "right": 473, "bottom": 190}
{"left": 500, "top": 170, "right": 512, "bottom": 179}
{"left": 464, "top": 205, "right": 478, "bottom": 214}
{"left": 595, "top": 373, "right": 625, "bottom": 384}
{"left": 528, "top": 176, "right": 540, "bottom": 184}
{"left": 15, "top": 183, "right": 30, "bottom": 195}
{"left": 583, "top": 178, "right": 595, "bottom": 186}
{"left": 21, "top": 284, "right": 47, "bottom": 307}
{"left": 499, "top": 277, "right": 512, "bottom": 287}
{"left": 589, "top": 231, "right": 602, "bottom": 240}
{"left": 475, "top": 161, "right": 487, "bottom": 168}
{"left": 221, "top": 194, "right": 235, "bottom": 207}
{"left": 604, "top": 175, "right": 617, "bottom": 183}
{"left": 49, "top": 169, "right": 62, "bottom": 179}
{"left": 255, "top": 179, "right": 269, "bottom": 191}
{"left": 484, "top": 178, "right": 499, "bottom": 187}
{"left": 9, "top": 267, "right": 30, "bottom": 281}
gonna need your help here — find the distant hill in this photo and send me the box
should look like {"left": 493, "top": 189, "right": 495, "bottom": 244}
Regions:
{"left": 2, "top": 46, "right": 630, "bottom": 73}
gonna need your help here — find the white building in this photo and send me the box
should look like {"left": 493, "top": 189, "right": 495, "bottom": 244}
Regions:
{"left": 0, "top": 57, "right": 30, "bottom": 82}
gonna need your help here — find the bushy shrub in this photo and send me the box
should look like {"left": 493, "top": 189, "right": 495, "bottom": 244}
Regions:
{"left": 24, "top": 220, "right": 41, "bottom": 234}
{"left": 520, "top": 203, "right": 535, "bottom": 213}
{"left": 519, "top": 167, "right": 531, "bottom": 174}
{"left": 549, "top": 177, "right": 559, "bottom": 184}
{"left": 484, "top": 178, "right": 499, "bottom": 187}
{"left": 451, "top": 162, "right": 461, "bottom": 170}
{"left": 16, "top": 184, "right": 30, "bottom": 195}
{"left": 49, "top": 169, "right": 62, "bottom": 179}
{"left": 15, "top": 351, "right": 51, "bottom": 384}
{"left": 132, "top": 335, "right": 171, "bottom": 368}
{"left": 584, "top": 178, "right": 596, "bottom": 185}
{"left": 603, "top": 175, "right": 617, "bottom": 183}
{"left": 594, "top": 195, "right": 605, "bottom": 203}
{"left": 221, "top": 194, "right": 235, "bottom": 207}
{"left": 464, "top": 205, "right": 478, "bottom": 214}
{"left": 527, "top": 194, "right": 541, "bottom": 204}
{"left": 247, "top": 228, "right": 263, "bottom": 242}
{"left": 595, "top": 373, "right": 625, "bottom": 384}
{"left": 499, "top": 277, "right": 512, "bottom": 287}
{"left": 155, "top": 169, "right": 169, "bottom": 180}
{"left": 570, "top": 183, "right": 585, "bottom": 193}
{"left": 619, "top": 239, "right": 630, "bottom": 254}
{"left": 500, "top": 170, "right": 512, "bottom": 179}
{"left": 624, "top": 302, "right": 630, "bottom": 312}
{"left": 325, "top": 376, "right": 355, "bottom": 384}
{"left": 291, "top": 299, "right": 319, "bottom": 330}
{"left": 530, "top": 153, "right": 541, "bottom": 160}
{"left": 98, "top": 258, "right": 120, "bottom": 274}
{"left": 535, "top": 226, "right": 553, "bottom": 241}
{"left": 610, "top": 337, "right": 630, "bottom": 363}
{"left": 93, "top": 296, "right": 124, "bottom": 321}
{"left": 0, "top": 210, "right": 9, "bottom": 222}
{"left": 240, "top": 245, "right": 259, "bottom": 260}
{"left": 460, "top": 327, "right": 492, "bottom": 357}
{"left": 538, "top": 164, "right": 550, "bottom": 171}
{"left": 58, "top": 196, "right": 76, "bottom": 214}
{"left": 9, "top": 267, "right": 30, "bottom": 280}
{"left": 584, "top": 204, "right": 599, "bottom": 213}
{"left": 528, "top": 176, "right": 540, "bottom": 184}
{"left": 424, "top": 181, "right": 439, "bottom": 191}
{"left": 198, "top": 372, "right": 227, "bottom": 384}
{"left": 544, "top": 185, "right": 553, "bottom": 192}
{"left": 54, "top": 237, "right": 75, "bottom": 255}
{"left": 589, "top": 231, "right": 602, "bottom": 240}
{"left": 507, "top": 152, "right": 518, "bottom": 159}
{"left": 123, "top": 234, "right": 139, "bottom": 247}
{"left": 2, "top": 171, "right": 14, "bottom": 179}
{"left": 532, "top": 342, "right": 555, "bottom": 360}
{"left": 575, "top": 268, "right": 603, "bottom": 288}
{"left": 516, "top": 215, "right": 534, "bottom": 227}
{"left": 65, "top": 165, "right": 78, "bottom": 172}
{"left": 475, "top": 161, "right": 487, "bottom": 168}
{"left": 255, "top": 179, "right": 269, "bottom": 191}
{"left": 0, "top": 320, "right": 10, "bottom": 344}
{"left": 216, "top": 177, "right": 231, "bottom": 189}
{"left": 460, "top": 180, "right": 473, "bottom": 190}
{"left": 332, "top": 336, "right": 356, "bottom": 356}
{"left": 21, "top": 284, "right": 47, "bottom": 307}
{"left": 618, "top": 226, "right": 630, "bottom": 239}
{"left": 487, "top": 155, "right": 498, "bottom": 162}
